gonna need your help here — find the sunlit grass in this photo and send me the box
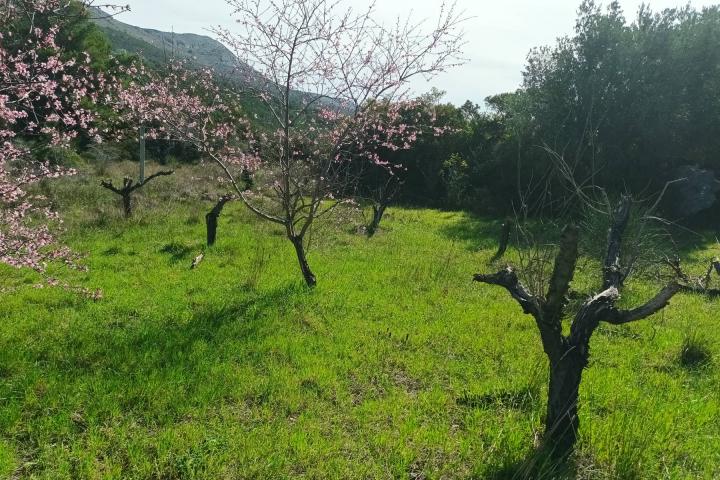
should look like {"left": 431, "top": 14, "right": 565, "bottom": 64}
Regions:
{"left": 0, "top": 165, "right": 718, "bottom": 479}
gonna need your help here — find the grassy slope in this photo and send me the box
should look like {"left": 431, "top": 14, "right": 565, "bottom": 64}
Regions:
{"left": 0, "top": 164, "right": 719, "bottom": 479}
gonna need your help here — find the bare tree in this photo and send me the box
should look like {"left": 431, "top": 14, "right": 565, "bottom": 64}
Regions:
{"left": 100, "top": 170, "right": 174, "bottom": 218}
{"left": 209, "top": 0, "right": 466, "bottom": 285}
{"left": 474, "top": 195, "right": 682, "bottom": 457}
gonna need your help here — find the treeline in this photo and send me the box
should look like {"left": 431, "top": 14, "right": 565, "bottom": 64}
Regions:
{"left": 47, "top": 1, "right": 720, "bottom": 220}
{"left": 372, "top": 1, "right": 720, "bottom": 219}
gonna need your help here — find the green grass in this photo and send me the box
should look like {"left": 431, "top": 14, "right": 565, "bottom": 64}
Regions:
{"left": 1, "top": 164, "right": 719, "bottom": 479}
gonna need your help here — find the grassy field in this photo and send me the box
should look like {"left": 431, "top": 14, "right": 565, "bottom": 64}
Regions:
{"left": 1, "top": 163, "right": 719, "bottom": 479}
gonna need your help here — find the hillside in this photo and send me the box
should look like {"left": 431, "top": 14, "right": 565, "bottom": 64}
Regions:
{"left": 88, "top": 8, "right": 340, "bottom": 125}
{"left": 89, "top": 8, "right": 258, "bottom": 82}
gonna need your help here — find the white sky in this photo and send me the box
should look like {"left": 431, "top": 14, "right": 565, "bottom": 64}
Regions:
{"left": 120, "top": 0, "right": 718, "bottom": 105}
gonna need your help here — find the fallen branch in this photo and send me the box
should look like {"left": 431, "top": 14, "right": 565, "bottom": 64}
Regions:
{"left": 190, "top": 252, "right": 204, "bottom": 269}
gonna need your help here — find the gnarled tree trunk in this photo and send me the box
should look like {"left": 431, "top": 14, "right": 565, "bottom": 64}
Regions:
{"left": 545, "top": 346, "right": 585, "bottom": 457}
{"left": 474, "top": 197, "right": 681, "bottom": 460}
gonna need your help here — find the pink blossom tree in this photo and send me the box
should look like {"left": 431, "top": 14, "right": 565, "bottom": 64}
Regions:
{"left": 113, "top": 1, "right": 465, "bottom": 286}
{"left": 112, "top": 61, "right": 258, "bottom": 226}
{"left": 212, "top": 0, "right": 466, "bottom": 286}
{"left": 0, "top": 1, "right": 123, "bottom": 272}
{"left": 355, "top": 99, "right": 452, "bottom": 237}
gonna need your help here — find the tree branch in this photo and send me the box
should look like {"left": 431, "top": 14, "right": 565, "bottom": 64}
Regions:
{"left": 474, "top": 267, "right": 541, "bottom": 317}
{"left": 604, "top": 282, "right": 681, "bottom": 325}
{"left": 137, "top": 170, "right": 174, "bottom": 189}
{"left": 665, "top": 256, "right": 720, "bottom": 297}
{"left": 99, "top": 179, "right": 123, "bottom": 195}
{"left": 544, "top": 224, "right": 579, "bottom": 320}
{"left": 603, "top": 195, "right": 632, "bottom": 289}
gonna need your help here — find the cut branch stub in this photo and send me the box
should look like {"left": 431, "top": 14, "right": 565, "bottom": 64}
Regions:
{"left": 603, "top": 195, "right": 632, "bottom": 289}
{"left": 544, "top": 224, "right": 579, "bottom": 320}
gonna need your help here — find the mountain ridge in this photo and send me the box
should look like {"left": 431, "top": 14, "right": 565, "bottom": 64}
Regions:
{"left": 89, "top": 7, "right": 256, "bottom": 80}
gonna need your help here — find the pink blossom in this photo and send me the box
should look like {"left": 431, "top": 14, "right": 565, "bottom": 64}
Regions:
{"left": 1, "top": 0, "right": 115, "bottom": 272}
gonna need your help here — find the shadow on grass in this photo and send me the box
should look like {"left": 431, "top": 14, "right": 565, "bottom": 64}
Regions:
{"left": 489, "top": 447, "right": 576, "bottom": 480}
{"left": 35, "top": 282, "right": 312, "bottom": 386}
{"left": 159, "top": 241, "right": 197, "bottom": 264}
{"left": 5, "top": 282, "right": 316, "bottom": 478}
{"left": 439, "top": 214, "right": 505, "bottom": 252}
{"left": 124, "top": 282, "right": 308, "bottom": 361}
{"left": 457, "top": 386, "right": 539, "bottom": 412}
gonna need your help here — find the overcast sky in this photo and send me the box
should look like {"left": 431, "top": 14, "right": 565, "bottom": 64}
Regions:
{"left": 120, "top": 0, "right": 718, "bottom": 105}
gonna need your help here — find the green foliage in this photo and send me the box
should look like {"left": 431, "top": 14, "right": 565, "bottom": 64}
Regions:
{"left": 387, "top": 2, "right": 720, "bottom": 218}
{"left": 59, "top": 3, "right": 113, "bottom": 70}
{"left": 442, "top": 153, "right": 471, "bottom": 209}
{"left": 511, "top": 1, "right": 720, "bottom": 205}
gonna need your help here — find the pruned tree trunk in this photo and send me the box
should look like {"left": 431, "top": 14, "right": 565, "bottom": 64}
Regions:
{"left": 122, "top": 192, "right": 132, "bottom": 218}
{"left": 491, "top": 219, "right": 513, "bottom": 261}
{"left": 366, "top": 176, "right": 402, "bottom": 238}
{"left": 100, "top": 170, "right": 174, "bottom": 218}
{"left": 473, "top": 197, "right": 682, "bottom": 459}
{"left": 545, "top": 347, "right": 585, "bottom": 458}
{"left": 206, "top": 195, "right": 234, "bottom": 246}
{"left": 291, "top": 235, "right": 316, "bottom": 287}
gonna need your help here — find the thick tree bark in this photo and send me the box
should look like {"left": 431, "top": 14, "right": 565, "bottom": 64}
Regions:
{"left": 291, "top": 235, "right": 316, "bottom": 287}
{"left": 545, "top": 347, "right": 585, "bottom": 458}
{"left": 122, "top": 193, "right": 132, "bottom": 218}
{"left": 206, "top": 195, "right": 234, "bottom": 246}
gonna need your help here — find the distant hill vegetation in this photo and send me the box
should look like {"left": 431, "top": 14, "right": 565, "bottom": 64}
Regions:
{"left": 88, "top": 8, "right": 337, "bottom": 126}
{"left": 89, "top": 7, "right": 255, "bottom": 80}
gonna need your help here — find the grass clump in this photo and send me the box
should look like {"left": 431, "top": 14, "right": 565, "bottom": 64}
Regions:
{"left": 679, "top": 331, "right": 713, "bottom": 369}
